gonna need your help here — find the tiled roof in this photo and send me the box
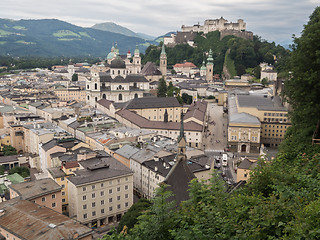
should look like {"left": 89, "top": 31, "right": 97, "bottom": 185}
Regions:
{"left": 9, "top": 178, "right": 62, "bottom": 200}
{"left": 0, "top": 199, "right": 93, "bottom": 240}
{"left": 124, "top": 97, "right": 180, "bottom": 109}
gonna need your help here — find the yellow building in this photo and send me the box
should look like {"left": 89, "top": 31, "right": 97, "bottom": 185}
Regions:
{"left": 228, "top": 91, "right": 290, "bottom": 149}
{"left": 236, "top": 158, "right": 258, "bottom": 182}
{"left": 54, "top": 86, "right": 86, "bottom": 102}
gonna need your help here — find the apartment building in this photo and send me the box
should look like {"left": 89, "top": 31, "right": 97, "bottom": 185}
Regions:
{"left": 0, "top": 199, "right": 93, "bottom": 240}
{"left": 68, "top": 155, "right": 134, "bottom": 228}
{"left": 9, "top": 178, "right": 63, "bottom": 213}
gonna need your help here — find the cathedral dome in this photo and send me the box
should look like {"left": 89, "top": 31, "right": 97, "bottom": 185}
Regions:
{"left": 110, "top": 57, "right": 126, "bottom": 69}
{"left": 107, "top": 51, "right": 116, "bottom": 60}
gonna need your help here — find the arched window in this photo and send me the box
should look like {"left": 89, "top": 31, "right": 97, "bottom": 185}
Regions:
{"left": 95, "top": 83, "right": 97, "bottom": 90}
{"left": 87, "top": 96, "right": 90, "bottom": 100}
{"left": 102, "top": 94, "right": 106, "bottom": 99}
{"left": 87, "top": 85, "right": 89, "bottom": 89}
{"left": 118, "top": 70, "right": 120, "bottom": 75}
{"left": 118, "top": 94, "right": 123, "bottom": 101}
{"left": 95, "top": 97, "right": 98, "bottom": 102}
{"left": 134, "top": 93, "right": 138, "bottom": 98}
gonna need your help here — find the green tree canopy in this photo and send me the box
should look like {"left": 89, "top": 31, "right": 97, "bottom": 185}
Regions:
{"left": 71, "top": 73, "right": 78, "bottom": 81}
{"left": 157, "top": 77, "right": 167, "bottom": 97}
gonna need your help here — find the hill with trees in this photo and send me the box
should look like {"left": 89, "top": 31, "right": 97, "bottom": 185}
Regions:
{"left": 142, "top": 31, "right": 290, "bottom": 78}
{"left": 102, "top": 7, "right": 320, "bottom": 240}
{"left": 0, "top": 19, "right": 149, "bottom": 57}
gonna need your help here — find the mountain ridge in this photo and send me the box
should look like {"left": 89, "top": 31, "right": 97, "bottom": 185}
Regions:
{"left": 0, "top": 18, "right": 152, "bottom": 57}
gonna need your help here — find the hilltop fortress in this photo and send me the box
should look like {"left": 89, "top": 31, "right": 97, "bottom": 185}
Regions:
{"left": 164, "top": 17, "right": 253, "bottom": 46}
{"left": 181, "top": 17, "right": 246, "bottom": 33}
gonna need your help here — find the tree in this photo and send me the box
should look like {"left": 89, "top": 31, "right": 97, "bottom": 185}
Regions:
{"left": 9, "top": 166, "right": 30, "bottom": 178}
{"left": 261, "top": 77, "right": 269, "bottom": 86}
{"left": 117, "top": 198, "right": 151, "bottom": 233}
{"left": 157, "top": 77, "right": 167, "bottom": 97}
{"left": 284, "top": 7, "right": 320, "bottom": 146}
{"left": 181, "top": 93, "right": 193, "bottom": 104}
{"left": 2, "top": 145, "right": 17, "bottom": 156}
{"left": 72, "top": 73, "right": 78, "bottom": 81}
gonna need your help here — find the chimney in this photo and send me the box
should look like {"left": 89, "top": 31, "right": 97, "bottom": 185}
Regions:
{"left": 155, "top": 166, "right": 158, "bottom": 172}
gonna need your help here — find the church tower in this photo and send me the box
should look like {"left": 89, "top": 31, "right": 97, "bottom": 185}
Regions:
{"left": 200, "top": 60, "right": 207, "bottom": 77}
{"left": 177, "top": 111, "right": 187, "bottom": 162}
{"left": 132, "top": 45, "right": 141, "bottom": 74}
{"left": 206, "top": 49, "right": 214, "bottom": 82}
{"left": 160, "top": 44, "right": 167, "bottom": 76}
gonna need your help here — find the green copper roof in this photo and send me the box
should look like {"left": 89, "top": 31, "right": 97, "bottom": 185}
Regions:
{"left": 161, "top": 44, "right": 166, "bottom": 55}
{"left": 6, "top": 173, "right": 24, "bottom": 184}
{"left": 134, "top": 44, "right": 140, "bottom": 55}
{"left": 207, "top": 49, "right": 214, "bottom": 65}
{"left": 200, "top": 60, "right": 207, "bottom": 70}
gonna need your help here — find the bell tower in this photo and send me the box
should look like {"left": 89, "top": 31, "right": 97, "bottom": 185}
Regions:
{"left": 160, "top": 44, "right": 167, "bottom": 76}
{"left": 206, "top": 49, "right": 214, "bottom": 82}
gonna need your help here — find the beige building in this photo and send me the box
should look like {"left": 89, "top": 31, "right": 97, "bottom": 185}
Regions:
{"left": 9, "top": 178, "right": 63, "bottom": 213}
{"left": 228, "top": 91, "right": 290, "bottom": 148}
{"left": 236, "top": 158, "right": 258, "bottom": 182}
{"left": 0, "top": 198, "right": 93, "bottom": 240}
{"left": 68, "top": 156, "right": 134, "bottom": 228}
{"left": 54, "top": 86, "right": 86, "bottom": 102}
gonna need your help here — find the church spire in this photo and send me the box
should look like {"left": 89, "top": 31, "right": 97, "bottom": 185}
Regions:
{"left": 161, "top": 43, "right": 166, "bottom": 55}
{"left": 177, "top": 111, "right": 186, "bottom": 160}
{"left": 178, "top": 111, "right": 185, "bottom": 141}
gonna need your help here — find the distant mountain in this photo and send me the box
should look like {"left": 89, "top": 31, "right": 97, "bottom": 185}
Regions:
{"left": 136, "top": 33, "right": 155, "bottom": 41}
{"left": 91, "top": 22, "right": 137, "bottom": 38}
{"left": 0, "top": 19, "right": 148, "bottom": 57}
{"left": 91, "top": 22, "right": 156, "bottom": 41}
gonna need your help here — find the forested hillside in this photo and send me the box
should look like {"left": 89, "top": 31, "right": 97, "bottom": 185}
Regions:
{"left": 0, "top": 19, "right": 147, "bottom": 57}
{"left": 142, "top": 30, "right": 290, "bottom": 77}
{"left": 103, "top": 7, "right": 320, "bottom": 240}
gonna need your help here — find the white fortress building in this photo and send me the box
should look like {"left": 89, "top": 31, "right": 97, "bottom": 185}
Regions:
{"left": 181, "top": 17, "right": 246, "bottom": 34}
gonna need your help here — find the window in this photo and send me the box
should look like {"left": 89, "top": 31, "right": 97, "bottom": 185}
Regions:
{"left": 125, "top": 177, "right": 128, "bottom": 181}
{"left": 118, "top": 179, "right": 120, "bottom": 183}
{"left": 62, "top": 198, "right": 66, "bottom": 203}
{"left": 101, "top": 191, "right": 104, "bottom": 196}
{"left": 92, "top": 193, "right": 96, "bottom": 199}
{"left": 92, "top": 202, "right": 96, "bottom": 208}
{"left": 52, "top": 202, "right": 56, "bottom": 208}
{"left": 92, "top": 211, "right": 96, "bottom": 217}
{"left": 52, "top": 194, "right": 56, "bottom": 199}
{"left": 117, "top": 196, "right": 121, "bottom": 201}
{"left": 83, "top": 204, "right": 87, "bottom": 210}
{"left": 95, "top": 83, "right": 97, "bottom": 90}
{"left": 92, "top": 185, "right": 95, "bottom": 190}
{"left": 101, "top": 209, "right": 105, "bottom": 214}
{"left": 109, "top": 198, "right": 113, "bottom": 203}
{"left": 62, "top": 191, "right": 65, "bottom": 196}
{"left": 83, "top": 195, "right": 87, "bottom": 201}
{"left": 83, "top": 213, "right": 87, "bottom": 219}
{"left": 125, "top": 194, "right": 129, "bottom": 199}
{"left": 109, "top": 180, "right": 112, "bottom": 185}
{"left": 125, "top": 202, "right": 129, "bottom": 207}
{"left": 83, "top": 187, "right": 86, "bottom": 192}
{"left": 109, "top": 206, "right": 113, "bottom": 211}
{"left": 109, "top": 189, "right": 113, "bottom": 194}
{"left": 118, "top": 94, "right": 123, "bottom": 101}
{"left": 61, "top": 184, "right": 65, "bottom": 189}
{"left": 117, "top": 187, "right": 120, "bottom": 192}
{"left": 101, "top": 200, "right": 105, "bottom": 205}
{"left": 125, "top": 185, "right": 128, "bottom": 190}
{"left": 101, "top": 183, "right": 104, "bottom": 187}
{"left": 42, "top": 197, "right": 46, "bottom": 202}
{"left": 117, "top": 204, "right": 121, "bottom": 209}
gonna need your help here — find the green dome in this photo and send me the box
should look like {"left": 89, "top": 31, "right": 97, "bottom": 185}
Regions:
{"left": 107, "top": 51, "right": 116, "bottom": 60}
{"left": 200, "top": 60, "right": 206, "bottom": 70}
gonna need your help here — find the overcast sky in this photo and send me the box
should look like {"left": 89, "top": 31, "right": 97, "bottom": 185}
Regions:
{"left": 1, "top": 0, "right": 319, "bottom": 45}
